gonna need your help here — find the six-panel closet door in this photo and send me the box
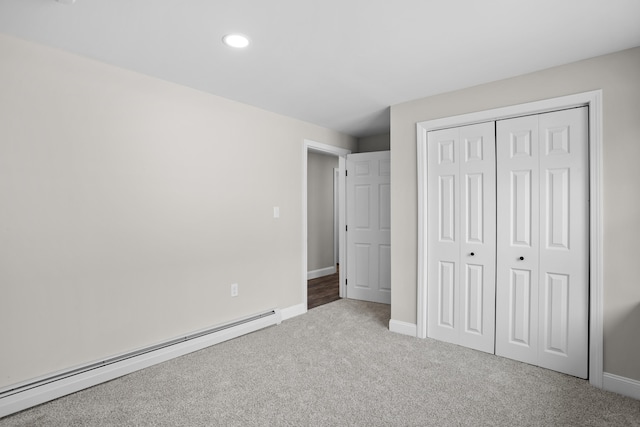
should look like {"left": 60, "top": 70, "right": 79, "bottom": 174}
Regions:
{"left": 426, "top": 107, "right": 589, "bottom": 378}
{"left": 495, "top": 107, "right": 589, "bottom": 379}
{"left": 427, "top": 122, "right": 496, "bottom": 354}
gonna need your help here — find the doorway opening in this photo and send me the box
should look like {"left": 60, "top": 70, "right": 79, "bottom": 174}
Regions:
{"left": 302, "top": 140, "right": 350, "bottom": 311}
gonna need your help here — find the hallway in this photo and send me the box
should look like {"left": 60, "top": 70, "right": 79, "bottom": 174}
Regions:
{"left": 307, "top": 266, "right": 340, "bottom": 309}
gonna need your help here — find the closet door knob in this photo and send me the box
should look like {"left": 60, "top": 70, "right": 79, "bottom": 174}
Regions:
{"left": 519, "top": 256, "right": 524, "bottom": 261}
{"left": 470, "top": 252, "right": 475, "bottom": 256}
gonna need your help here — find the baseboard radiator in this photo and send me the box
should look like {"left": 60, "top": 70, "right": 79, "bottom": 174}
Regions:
{"left": 0, "top": 309, "right": 281, "bottom": 418}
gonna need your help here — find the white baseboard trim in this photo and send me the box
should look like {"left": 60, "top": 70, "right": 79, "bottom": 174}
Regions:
{"left": 307, "top": 266, "right": 336, "bottom": 280}
{"left": 389, "top": 319, "right": 417, "bottom": 337}
{"left": 603, "top": 372, "right": 640, "bottom": 400}
{"left": 0, "top": 309, "right": 282, "bottom": 418}
{"left": 280, "top": 303, "right": 306, "bottom": 321}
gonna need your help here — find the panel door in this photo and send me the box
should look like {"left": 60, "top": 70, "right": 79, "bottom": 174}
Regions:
{"left": 537, "top": 108, "right": 589, "bottom": 378}
{"left": 495, "top": 115, "right": 541, "bottom": 366}
{"left": 427, "top": 122, "right": 496, "bottom": 353}
{"left": 427, "top": 127, "right": 460, "bottom": 345}
{"left": 496, "top": 107, "right": 589, "bottom": 378}
{"left": 345, "top": 151, "right": 391, "bottom": 304}
{"left": 458, "top": 124, "right": 496, "bottom": 353}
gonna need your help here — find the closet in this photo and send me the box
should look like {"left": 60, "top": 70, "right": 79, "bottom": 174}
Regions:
{"left": 426, "top": 107, "right": 589, "bottom": 378}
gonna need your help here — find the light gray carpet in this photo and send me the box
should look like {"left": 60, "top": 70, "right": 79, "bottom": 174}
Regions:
{"left": 1, "top": 299, "right": 639, "bottom": 426}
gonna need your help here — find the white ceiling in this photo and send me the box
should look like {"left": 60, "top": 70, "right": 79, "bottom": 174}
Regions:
{"left": 1, "top": 0, "right": 639, "bottom": 137}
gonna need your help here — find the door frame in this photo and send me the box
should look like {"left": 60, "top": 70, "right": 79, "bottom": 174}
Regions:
{"left": 303, "top": 140, "right": 351, "bottom": 310}
{"left": 334, "top": 168, "right": 340, "bottom": 267}
{"left": 416, "top": 90, "right": 603, "bottom": 388}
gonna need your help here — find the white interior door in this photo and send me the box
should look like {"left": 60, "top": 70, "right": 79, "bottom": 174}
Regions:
{"left": 346, "top": 151, "right": 391, "bottom": 304}
{"left": 427, "top": 122, "right": 496, "bottom": 353}
{"left": 496, "top": 107, "right": 589, "bottom": 378}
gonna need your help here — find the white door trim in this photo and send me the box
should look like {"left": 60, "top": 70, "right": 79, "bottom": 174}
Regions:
{"left": 334, "top": 168, "right": 340, "bottom": 267}
{"left": 303, "top": 140, "right": 351, "bottom": 307}
{"left": 416, "top": 90, "right": 603, "bottom": 388}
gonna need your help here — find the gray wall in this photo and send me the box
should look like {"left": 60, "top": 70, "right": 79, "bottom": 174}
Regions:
{"left": 390, "top": 46, "right": 640, "bottom": 381}
{"left": 357, "top": 133, "right": 390, "bottom": 153}
{"left": 307, "top": 152, "right": 338, "bottom": 272}
{"left": 0, "top": 34, "right": 356, "bottom": 389}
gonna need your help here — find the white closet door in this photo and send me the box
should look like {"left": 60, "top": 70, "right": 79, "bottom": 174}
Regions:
{"left": 427, "top": 122, "right": 496, "bottom": 353}
{"left": 495, "top": 115, "right": 541, "bottom": 365}
{"left": 459, "top": 124, "right": 496, "bottom": 352}
{"left": 537, "top": 108, "right": 589, "bottom": 378}
{"left": 496, "top": 108, "right": 588, "bottom": 378}
{"left": 427, "top": 127, "right": 460, "bottom": 345}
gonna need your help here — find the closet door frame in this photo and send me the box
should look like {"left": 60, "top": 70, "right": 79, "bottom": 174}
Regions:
{"left": 416, "top": 90, "right": 603, "bottom": 388}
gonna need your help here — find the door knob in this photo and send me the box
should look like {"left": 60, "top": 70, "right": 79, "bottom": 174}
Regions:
{"left": 519, "top": 256, "right": 524, "bottom": 261}
{"left": 470, "top": 252, "right": 475, "bottom": 256}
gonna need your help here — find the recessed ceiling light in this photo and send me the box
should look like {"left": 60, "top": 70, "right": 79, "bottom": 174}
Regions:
{"left": 222, "top": 34, "right": 250, "bottom": 49}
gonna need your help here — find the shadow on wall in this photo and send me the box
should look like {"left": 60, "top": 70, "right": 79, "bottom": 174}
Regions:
{"left": 607, "top": 303, "right": 640, "bottom": 379}
{"left": 357, "top": 133, "right": 390, "bottom": 153}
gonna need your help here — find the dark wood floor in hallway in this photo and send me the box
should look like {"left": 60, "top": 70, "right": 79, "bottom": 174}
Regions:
{"left": 307, "top": 266, "right": 340, "bottom": 309}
